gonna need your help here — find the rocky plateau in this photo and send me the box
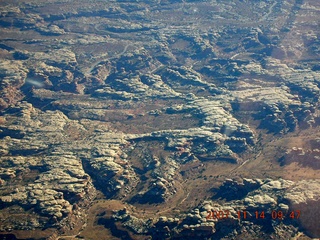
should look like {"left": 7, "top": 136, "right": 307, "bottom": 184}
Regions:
{"left": 0, "top": 0, "right": 319, "bottom": 239}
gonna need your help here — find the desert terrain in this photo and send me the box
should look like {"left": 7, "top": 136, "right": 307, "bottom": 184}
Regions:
{"left": 0, "top": 0, "right": 319, "bottom": 239}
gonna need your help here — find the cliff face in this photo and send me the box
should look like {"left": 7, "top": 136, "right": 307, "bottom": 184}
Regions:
{"left": 0, "top": 0, "right": 319, "bottom": 239}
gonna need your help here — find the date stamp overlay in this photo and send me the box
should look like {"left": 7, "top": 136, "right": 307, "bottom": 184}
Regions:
{"left": 206, "top": 209, "right": 301, "bottom": 220}
{"left": 204, "top": 206, "right": 320, "bottom": 238}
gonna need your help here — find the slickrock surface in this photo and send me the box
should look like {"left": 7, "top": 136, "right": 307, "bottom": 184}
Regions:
{"left": 102, "top": 178, "right": 320, "bottom": 239}
{"left": 0, "top": 0, "right": 319, "bottom": 239}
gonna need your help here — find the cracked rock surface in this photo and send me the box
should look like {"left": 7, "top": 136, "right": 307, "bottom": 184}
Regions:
{"left": 0, "top": 0, "right": 319, "bottom": 239}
